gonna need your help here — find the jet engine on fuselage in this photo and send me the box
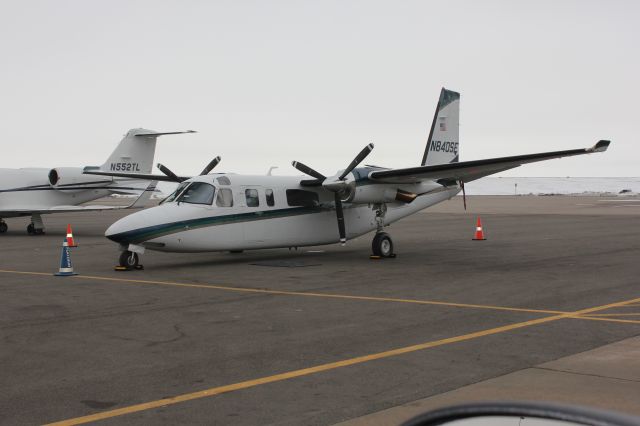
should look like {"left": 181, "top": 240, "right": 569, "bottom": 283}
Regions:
{"left": 48, "top": 167, "right": 112, "bottom": 191}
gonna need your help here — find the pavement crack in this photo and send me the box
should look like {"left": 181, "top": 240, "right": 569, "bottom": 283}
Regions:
{"left": 533, "top": 366, "right": 640, "bottom": 384}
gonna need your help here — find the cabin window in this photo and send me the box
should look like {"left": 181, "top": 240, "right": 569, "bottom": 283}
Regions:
{"left": 176, "top": 182, "right": 216, "bottom": 205}
{"left": 216, "top": 176, "right": 231, "bottom": 185}
{"left": 265, "top": 189, "right": 275, "bottom": 206}
{"left": 216, "top": 188, "right": 234, "bottom": 207}
{"left": 245, "top": 188, "right": 259, "bottom": 207}
{"left": 162, "top": 182, "right": 190, "bottom": 204}
{"left": 286, "top": 189, "right": 319, "bottom": 207}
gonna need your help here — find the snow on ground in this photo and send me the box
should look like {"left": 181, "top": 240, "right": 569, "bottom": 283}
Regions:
{"left": 463, "top": 177, "right": 640, "bottom": 196}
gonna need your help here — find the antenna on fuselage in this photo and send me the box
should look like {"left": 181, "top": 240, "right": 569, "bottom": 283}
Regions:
{"left": 267, "top": 166, "right": 278, "bottom": 176}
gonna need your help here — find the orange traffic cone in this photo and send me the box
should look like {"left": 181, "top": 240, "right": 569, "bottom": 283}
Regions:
{"left": 472, "top": 217, "right": 486, "bottom": 240}
{"left": 66, "top": 224, "right": 77, "bottom": 247}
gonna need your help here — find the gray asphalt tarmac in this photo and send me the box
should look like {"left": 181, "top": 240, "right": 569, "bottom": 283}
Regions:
{"left": 1, "top": 196, "right": 639, "bottom": 425}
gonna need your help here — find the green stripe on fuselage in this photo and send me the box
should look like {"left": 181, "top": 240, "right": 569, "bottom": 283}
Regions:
{"left": 109, "top": 205, "right": 328, "bottom": 245}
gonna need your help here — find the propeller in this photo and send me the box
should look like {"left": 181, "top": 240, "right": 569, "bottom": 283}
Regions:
{"left": 157, "top": 156, "right": 222, "bottom": 183}
{"left": 292, "top": 143, "right": 375, "bottom": 245}
{"left": 157, "top": 163, "right": 184, "bottom": 182}
{"left": 200, "top": 156, "right": 221, "bottom": 176}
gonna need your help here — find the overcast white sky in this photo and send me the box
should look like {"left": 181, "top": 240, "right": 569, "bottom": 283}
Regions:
{"left": 1, "top": 0, "right": 638, "bottom": 177}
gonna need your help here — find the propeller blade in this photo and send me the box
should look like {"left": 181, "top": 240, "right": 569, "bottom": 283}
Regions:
{"left": 157, "top": 163, "right": 183, "bottom": 183}
{"left": 338, "top": 143, "right": 374, "bottom": 180}
{"left": 461, "top": 180, "right": 467, "bottom": 210}
{"left": 200, "top": 156, "right": 221, "bottom": 175}
{"left": 334, "top": 193, "right": 346, "bottom": 245}
{"left": 292, "top": 161, "right": 326, "bottom": 180}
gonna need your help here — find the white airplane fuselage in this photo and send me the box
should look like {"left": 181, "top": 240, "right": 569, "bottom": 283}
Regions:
{"left": 0, "top": 168, "right": 138, "bottom": 217}
{"left": 106, "top": 173, "right": 460, "bottom": 253}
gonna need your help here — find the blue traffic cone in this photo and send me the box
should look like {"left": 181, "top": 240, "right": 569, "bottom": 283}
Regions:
{"left": 54, "top": 238, "right": 78, "bottom": 276}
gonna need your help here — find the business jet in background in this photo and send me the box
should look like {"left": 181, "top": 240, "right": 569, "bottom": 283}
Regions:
{"left": 0, "top": 129, "right": 194, "bottom": 234}
{"left": 86, "top": 89, "right": 611, "bottom": 268}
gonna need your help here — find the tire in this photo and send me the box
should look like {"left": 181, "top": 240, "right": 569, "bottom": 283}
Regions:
{"left": 0, "top": 222, "right": 7, "bottom": 233}
{"left": 119, "top": 251, "right": 139, "bottom": 268}
{"left": 27, "top": 223, "right": 35, "bottom": 235}
{"left": 372, "top": 233, "right": 393, "bottom": 257}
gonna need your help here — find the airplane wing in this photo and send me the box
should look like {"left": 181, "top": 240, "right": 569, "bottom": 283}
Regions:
{"left": 368, "top": 140, "right": 610, "bottom": 184}
{"left": 0, "top": 182, "right": 158, "bottom": 215}
{"left": 83, "top": 170, "right": 189, "bottom": 182}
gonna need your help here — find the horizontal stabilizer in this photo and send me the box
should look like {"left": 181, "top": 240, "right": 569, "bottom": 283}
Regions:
{"left": 83, "top": 169, "right": 190, "bottom": 182}
{"left": 134, "top": 130, "right": 197, "bottom": 137}
{"left": 369, "top": 140, "right": 611, "bottom": 184}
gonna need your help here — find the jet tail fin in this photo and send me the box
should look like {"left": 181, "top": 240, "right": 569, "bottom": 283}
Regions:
{"left": 100, "top": 129, "right": 195, "bottom": 174}
{"left": 421, "top": 88, "right": 460, "bottom": 166}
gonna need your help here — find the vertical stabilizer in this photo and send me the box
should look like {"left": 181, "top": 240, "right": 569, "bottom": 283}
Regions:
{"left": 421, "top": 88, "right": 460, "bottom": 166}
{"left": 100, "top": 129, "right": 195, "bottom": 174}
{"left": 101, "top": 128, "right": 160, "bottom": 174}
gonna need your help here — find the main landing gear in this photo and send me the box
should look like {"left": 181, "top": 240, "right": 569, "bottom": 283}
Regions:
{"left": 372, "top": 232, "right": 394, "bottom": 257}
{"left": 370, "top": 203, "right": 395, "bottom": 259}
{"left": 27, "top": 213, "right": 45, "bottom": 235}
{"left": 27, "top": 223, "right": 45, "bottom": 235}
{"left": 0, "top": 220, "right": 7, "bottom": 234}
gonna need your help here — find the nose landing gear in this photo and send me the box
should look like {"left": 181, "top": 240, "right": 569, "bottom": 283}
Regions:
{"left": 115, "top": 250, "right": 144, "bottom": 271}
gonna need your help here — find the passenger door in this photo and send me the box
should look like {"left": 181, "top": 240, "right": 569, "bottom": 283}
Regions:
{"left": 240, "top": 186, "right": 271, "bottom": 245}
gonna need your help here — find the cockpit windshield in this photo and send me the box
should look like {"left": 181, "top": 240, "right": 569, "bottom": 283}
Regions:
{"left": 176, "top": 182, "right": 216, "bottom": 205}
{"left": 161, "top": 182, "right": 190, "bottom": 204}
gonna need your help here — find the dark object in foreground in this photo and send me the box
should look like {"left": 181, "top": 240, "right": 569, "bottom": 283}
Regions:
{"left": 403, "top": 401, "right": 640, "bottom": 426}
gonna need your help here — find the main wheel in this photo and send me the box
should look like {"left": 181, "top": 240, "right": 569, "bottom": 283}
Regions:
{"left": 27, "top": 223, "right": 35, "bottom": 235}
{"left": 0, "top": 222, "right": 7, "bottom": 233}
{"left": 372, "top": 232, "right": 394, "bottom": 257}
{"left": 119, "top": 251, "right": 139, "bottom": 268}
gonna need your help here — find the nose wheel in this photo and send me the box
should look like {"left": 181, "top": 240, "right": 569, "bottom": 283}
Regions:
{"left": 0, "top": 220, "right": 7, "bottom": 234}
{"left": 116, "top": 250, "right": 143, "bottom": 270}
{"left": 372, "top": 232, "right": 395, "bottom": 258}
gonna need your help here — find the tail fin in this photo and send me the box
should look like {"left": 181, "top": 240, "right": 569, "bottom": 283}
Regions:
{"left": 421, "top": 88, "right": 460, "bottom": 166}
{"left": 100, "top": 129, "right": 195, "bottom": 174}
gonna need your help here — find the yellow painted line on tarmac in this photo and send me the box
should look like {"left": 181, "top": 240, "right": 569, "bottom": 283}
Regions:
{"left": 579, "top": 312, "right": 640, "bottom": 317}
{"left": 2, "top": 269, "right": 640, "bottom": 327}
{"left": 0, "top": 269, "right": 566, "bottom": 315}
{"left": 568, "top": 315, "right": 640, "bottom": 325}
{"left": 45, "top": 295, "right": 640, "bottom": 425}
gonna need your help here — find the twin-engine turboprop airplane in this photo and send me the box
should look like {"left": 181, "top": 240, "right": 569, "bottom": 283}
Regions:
{"left": 86, "top": 88, "right": 611, "bottom": 268}
{"left": 0, "top": 129, "right": 193, "bottom": 234}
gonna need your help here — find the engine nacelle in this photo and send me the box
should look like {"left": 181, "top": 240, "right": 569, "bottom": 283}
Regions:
{"left": 344, "top": 180, "right": 446, "bottom": 204}
{"left": 48, "top": 167, "right": 111, "bottom": 191}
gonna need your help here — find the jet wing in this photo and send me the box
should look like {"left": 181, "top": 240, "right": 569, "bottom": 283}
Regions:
{"left": 83, "top": 170, "right": 189, "bottom": 182}
{"left": 0, "top": 182, "right": 158, "bottom": 215}
{"left": 368, "top": 140, "right": 610, "bottom": 184}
